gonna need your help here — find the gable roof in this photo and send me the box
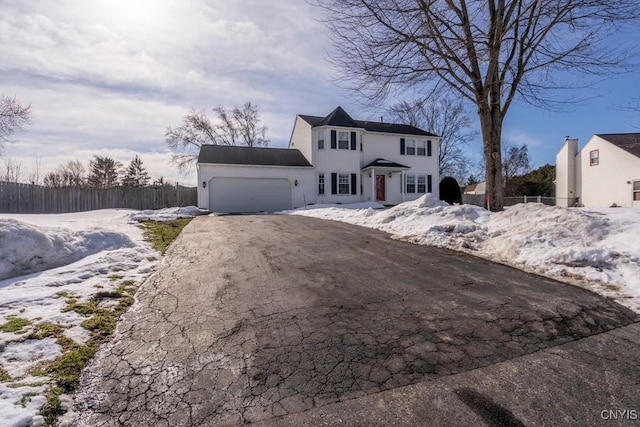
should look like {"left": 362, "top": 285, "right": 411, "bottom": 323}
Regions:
{"left": 197, "top": 145, "right": 312, "bottom": 167}
{"left": 596, "top": 133, "right": 640, "bottom": 158}
{"left": 299, "top": 107, "right": 438, "bottom": 137}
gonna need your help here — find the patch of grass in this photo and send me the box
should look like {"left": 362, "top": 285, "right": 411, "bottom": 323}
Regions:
{"left": 0, "top": 367, "right": 11, "bottom": 382}
{"left": 17, "top": 392, "right": 39, "bottom": 408}
{"left": 38, "top": 281, "right": 140, "bottom": 424}
{"left": 54, "top": 291, "right": 73, "bottom": 299}
{"left": 108, "top": 274, "right": 122, "bottom": 281}
{"left": 40, "top": 386, "right": 65, "bottom": 426}
{"left": 139, "top": 218, "right": 192, "bottom": 255}
{"left": 0, "top": 316, "right": 32, "bottom": 333}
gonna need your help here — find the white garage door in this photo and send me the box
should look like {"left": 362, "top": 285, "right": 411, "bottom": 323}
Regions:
{"left": 209, "top": 177, "right": 292, "bottom": 213}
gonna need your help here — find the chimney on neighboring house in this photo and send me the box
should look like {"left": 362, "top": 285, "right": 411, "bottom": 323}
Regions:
{"left": 380, "top": 116, "right": 384, "bottom": 123}
{"left": 556, "top": 136, "right": 579, "bottom": 207}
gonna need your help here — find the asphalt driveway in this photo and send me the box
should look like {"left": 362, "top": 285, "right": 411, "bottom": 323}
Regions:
{"left": 74, "top": 215, "right": 639, "bottom": 426}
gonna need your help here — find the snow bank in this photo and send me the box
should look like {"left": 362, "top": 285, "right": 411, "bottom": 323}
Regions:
{"left": 287, "top": 197, "right": 640, "bottom": 312}
{"left": 0, "top": 219, "right": 135, "bottom": 281}
{"left": 129, "top": 206, "right": 209, "bottom": 221}
{"left": 0, "top": 209, "right": 161, "bottom": 424}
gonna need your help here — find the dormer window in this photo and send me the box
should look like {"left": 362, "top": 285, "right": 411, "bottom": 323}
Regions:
{"left": 317, "top": 129, "right": 325, "bottom": 149}
{"left": 338, "top": 131, "right": 349, "bottom": 149}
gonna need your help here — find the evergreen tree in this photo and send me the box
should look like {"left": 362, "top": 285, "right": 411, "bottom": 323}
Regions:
{"left": 122, "top": 155, "right": 150, "bottom": 187}
{"left": 87, "top": 156, "right": 121, "bottom": 189}
{"left": 439, "top": 176, "right": 462, "bottom": 205}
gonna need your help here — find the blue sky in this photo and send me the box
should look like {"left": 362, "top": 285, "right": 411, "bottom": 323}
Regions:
{"left": 1, "top": 0, "right": 639, "bottom": 185}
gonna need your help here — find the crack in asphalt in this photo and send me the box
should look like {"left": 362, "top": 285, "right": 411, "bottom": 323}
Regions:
{"left": 72, "top": 216, "right": 637, "bottom": 426}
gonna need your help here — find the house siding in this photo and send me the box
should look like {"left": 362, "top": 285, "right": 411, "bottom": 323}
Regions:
{"left": 578, "top": 135, "right": 640, "bottom": 208}
{"left": 288, "top": 116, "right": 313, "bottom": 164}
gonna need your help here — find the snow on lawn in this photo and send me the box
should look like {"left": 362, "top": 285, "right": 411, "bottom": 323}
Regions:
{"left": 285, "top": 195, "right": 640, "bottom": 312}
{"left": 0, "top": 207, "right": 202, "bottom": 426}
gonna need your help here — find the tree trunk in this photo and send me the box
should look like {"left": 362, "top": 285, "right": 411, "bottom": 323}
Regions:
{"left": 478, "top": 105, "right": 504, "bottom": 211}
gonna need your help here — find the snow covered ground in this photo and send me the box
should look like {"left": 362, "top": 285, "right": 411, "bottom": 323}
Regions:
{"left": 284, "top": 195, "right": 640, "bottom": 312}
{"left": 0, "top": 207, "right": 205, "bottom": 427}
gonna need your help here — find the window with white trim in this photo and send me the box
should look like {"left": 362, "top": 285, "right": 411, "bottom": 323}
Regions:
{"left": 417, "top": 140, "right": 426, "bottom": 156}
{"left": 406, "top": 174, "right": 428, "bottom": 193}
{"left": 317, "top": 129, "right": 325, "bottom": 150}
{"left": 590, "top": 149, "right": 599, "bottom": 166}
{"left": 406, "top": 175, "right": 416, "bottom": 193}
{"left": 338, "top": 131, "right": 349, "bottom": 149}
{"left": 318, "top": 173, "right": 325, "bottom": 195}
{"left": 338, "top": 173, "right": 350, "bottom": 194}
{"left": 406, "top": 139, "right": 416, "bottom": 155}
{"left": 634, "top": 181, "right": 640, "bottom": 201}
{"left": 417, "top": 175, "right": 426, "bottom": 193}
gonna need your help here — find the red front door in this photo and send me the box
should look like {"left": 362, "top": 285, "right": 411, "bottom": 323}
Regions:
{"left": 376, "top": 174, "right": 385, "bottom": 201}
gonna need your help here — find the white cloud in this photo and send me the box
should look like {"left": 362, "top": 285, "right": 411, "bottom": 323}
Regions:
{"left": 0, "top": 0, "right": 351, "bottom": 186}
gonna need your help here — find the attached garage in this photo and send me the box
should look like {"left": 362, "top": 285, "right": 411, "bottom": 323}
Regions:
{"left": 209, "top": 177, "right": 292, "bottom": 213}
{"left": 197, "top": 145, "right": 314, "bottom": 213}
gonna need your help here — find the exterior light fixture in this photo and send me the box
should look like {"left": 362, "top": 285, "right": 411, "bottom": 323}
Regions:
{"left": 388, "top": 172, "right": 392, "bottom": 178}
{"left": 202, "top": 181, "right": 206, "bottom": 189}
{"left": 294, "top": 179, "right": 298, "bottom": 186}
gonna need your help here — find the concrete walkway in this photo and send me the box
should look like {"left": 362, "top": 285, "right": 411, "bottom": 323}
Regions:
{"left": 73, "top": 215, "right": 639, "bottom": 426}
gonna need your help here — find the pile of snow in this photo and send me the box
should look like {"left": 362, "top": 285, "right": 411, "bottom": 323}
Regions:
{"left": 0, "top": 219, "right": 135, "bottom": 280}
{"left": 0, "top": 207, "right": 198, "bottom": 424}
{"left": 286, "top": 195, "right": 640, "bottom": 311}
{"left": 130, "top": 206, "right": 209, "bottom": 221}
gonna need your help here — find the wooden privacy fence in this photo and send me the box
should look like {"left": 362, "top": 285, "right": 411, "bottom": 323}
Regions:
{"left": 0, "top": 181, "right": 198, "bottom": 214}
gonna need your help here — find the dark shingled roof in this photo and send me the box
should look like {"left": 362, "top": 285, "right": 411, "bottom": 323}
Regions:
{"left": 597, "top": 133, "right": 640, "bottom": 158}
{"left": 197, "top": 145, "right": 312, "bottom": 167}
{"left": 362, "top": 159, "right": 410, "bottom": 169}
{"left": 299, "top": 107, "right": 438, "bottom": 137}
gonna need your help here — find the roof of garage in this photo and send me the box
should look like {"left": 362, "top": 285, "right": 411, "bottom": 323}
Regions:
{"left": 197, "top": 145, "right": 312, "bottom": 167}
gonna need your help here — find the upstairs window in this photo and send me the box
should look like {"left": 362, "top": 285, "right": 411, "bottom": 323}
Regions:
{"left": 417, "top": 140, "right": 426, "bottom": 156}
{"left": 590, "top": 149, "right": 599, "bottom": 166}
{"left": 406, "top": 140, "right": 416, "bottom": 155}
{"left": 338, "top": 131, "right": 349, "bottom": 149}
{"left": 317, "top": 129, "right": 325, "bottom": 150}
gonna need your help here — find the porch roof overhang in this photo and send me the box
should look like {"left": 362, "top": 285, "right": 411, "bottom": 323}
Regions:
{"left": 362, "top": 158, "right": 410, "bottom": 172}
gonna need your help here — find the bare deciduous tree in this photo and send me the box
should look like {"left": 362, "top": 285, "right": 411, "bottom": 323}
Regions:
{"left": 502, "top": 142, "right": 531, "bottom": 196}
{"left": 314, "top": 0, "right": 640, "bottom": 210}
{"left": 43, "top": 160, "right": 87, "bottom": 188}
{"left": 1, "top": 95, "right": 32, "bottom": 154}
{"left": 1, "top": 157, "right": 23, "bottom": 183}
{"left": 166, "top": 101, "right": 269, "bottom": 174}
{"left": 388, "top": 97, "right": 476, "bottom": 181}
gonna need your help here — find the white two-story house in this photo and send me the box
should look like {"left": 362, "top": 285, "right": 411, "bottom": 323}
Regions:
{"left": 197, "top": 106, "right": 441, "bottom": 213}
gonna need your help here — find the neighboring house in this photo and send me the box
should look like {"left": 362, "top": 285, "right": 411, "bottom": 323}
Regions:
{"left": 556, "top": 134, "right": 640, "bottom": 208}
{"left": 197, "top": 106, "right": 441, "bottom": 213}
{"left": 463, "top": 182, "right": 486, "bottom": 195}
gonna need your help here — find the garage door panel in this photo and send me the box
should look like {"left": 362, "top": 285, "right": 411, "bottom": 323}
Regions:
{"left": 209, "top": 177, "right": 292, "bottom": 213}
